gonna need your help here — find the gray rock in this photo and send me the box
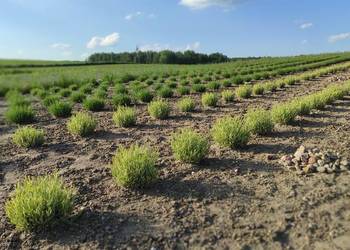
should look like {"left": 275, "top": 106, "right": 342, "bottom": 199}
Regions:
{"left": 317, "top": 166, "right": 326, "bottom": 173}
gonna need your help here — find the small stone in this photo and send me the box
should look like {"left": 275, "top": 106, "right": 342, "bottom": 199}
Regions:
{"left": 303, "top": 164, "right": 315, "bottom": 174}
{"left": 317, "top": 159, "right": 325, "bottom": 166}
{"left": 294, "top": 145, "right": 306, "bottom": 161}
{"left": 340, "top": 159, "right": 349, "bottom": 167}
{"left": 308, "top": 156, "right": 317, "bottom": 165}
{"left": 340, "top": 165, "right": 349, "bottom": 171}
{"left": 317, "top": 166, "right": 326, "bottom": 173}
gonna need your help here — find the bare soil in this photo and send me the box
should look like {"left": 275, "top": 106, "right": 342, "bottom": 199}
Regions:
{"left": 1, "top": 71, "right": 350, "bottom": 250}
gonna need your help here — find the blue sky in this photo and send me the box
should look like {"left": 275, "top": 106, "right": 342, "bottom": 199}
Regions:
{"left": 1, "top": 0, "right": 350, "bottom": 60}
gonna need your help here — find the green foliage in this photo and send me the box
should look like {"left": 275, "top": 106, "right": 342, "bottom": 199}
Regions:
{"left": 201, "top": 93, "right": 218, "bottom": 107}
{"left": 59, "top": 88, "right": 71, "bottom": 97}
{"left": 134, "top": 89, "right": 153, "bottom": 103}
{"left": 177, "top": 97, "right": 196, "bottom": 112}
{"left": 83, "top": 97, "right": 105, "bottom": 111}
{"left": 221, "top": 90, "right": 234, "bottom": 103}
{"left": 43, "top": 95, "right": 60, "bottom": 107}
{"left": 67, "top": 112, "right": 96, "bottom": 136}
{"left": 114, "top": 84, "right": 128, "bottom": 94}
{"left": 148, "top": 99, "right": 170, "bottom": 119}
{"left": 232, "top": 76, "right": 244, "bottom": 85}
{"left": 177, "top": 86, "right": 190, "bottom": 96}
{"left": 271, "top": 104, "right": 298, "bottom": 125}
{"left": 5, "top": 105, "right": 35, "bottom": 124}
{"left": 5, "top": 174, "right": 75, "bottom": 231}
{"left": 48, "top": 102, "right": 72, "bottom": 118}
{"left": 157, "top": 87, "right": 173, "bottom": 98}
{"left": 110, "top": 144, "right": 158, "bottom": 188}
{"left": 235, "top": 85, "right": 252, "bottom": 99}
{"left": 191, "top": 84, "right": 206, "bottom": 93}
{"left": 113, "top": 107, "right": 136, "bottom": 127}
{"left": 112, "top": 93, "right": 132, "bottom": 107}
{"left": 211, "top": 116, "right": 250, "bottom": 149}
{"left": 171, "top": 128, "right": 209, "bottom": 164}
{"left": 13, "top": 126, "right": 44, "bottom": 148}
{"left": 70, "top": 91, "right": 85, "bottom": 103}
{"left": 207, "top": 82, "right": 221, "bottom": 90}
{"left": 244, "top": 108, "right": 274, "bottom": 135}
{"left": 222, "top": 80, "right": 232, "bottom": 87}
{"left": 252, "top": 84, "right": 265, "bottom": 95}
{"left": 264, "top": 82, "right": 278, "bottom": 92}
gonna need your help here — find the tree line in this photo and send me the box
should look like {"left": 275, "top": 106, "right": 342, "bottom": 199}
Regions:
{"left": 86, "top": 50, "right": 230, "bottom": 64}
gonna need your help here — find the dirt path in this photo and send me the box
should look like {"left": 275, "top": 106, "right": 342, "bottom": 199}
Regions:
{"left": 0, "top": 71, "right": 350, "bottom": 249}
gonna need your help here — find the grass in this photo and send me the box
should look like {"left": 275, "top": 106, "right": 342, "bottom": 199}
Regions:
{"left": 235, "top": 85, "right": 252, "bottom": 99}
{"left": 48, "top": 102, "right": 72, "bottom": 118}
{"left": 70, "top": 91, "right": 85, "bottom": 103}
{"left": 5, "top": 105, "right": 35, "bottom": 124}
{"left": 177, "top": 86, "right": 190, "bottom": 96}
{"left": 271, "top": 104, "right": 298, "bottom": 125}
{"left": 134, "top": 89, "right": 153, "bottom": 103}
{"left": 110, "top": 144, "right": 158, "bottom": 188}
{"left": 252, "top": 84, "right": 265, "bottom": 95}
{"left": 12, "top": 126, "right": 44, "bottom": 148}
{"left": 83, "top": 97, "right": 105, "bottom": 111}
{"left": 157, "top": 87, "right": 173, "bottom": 98}
{"left": 207, "top": 82, "right": 221, "bottom": 90}
{"left": 244, "top": 108, "right": 274, "bottom": 135}
{"left": 148, "top": 99, "right": 170, "bottom": 119}
{"left": 43, "top": 95, "right": 60, "bottom": 107}
{"left": 177, "top": 97, "right": 196, "bottom": 112}
{"left": 171, "top": 129, "right": 209, "bottom": 164}
{"left": 113, "top": 107, "right": 136, "bottom": 127}
{"left": 67, "top": 112, "right": 97, "bottom": 136}
{"left": 112, "top": 93, "right": 132, "bottom": 107}
{"left": 191, "top": 84, "right": 206, "bottom": 93}
{"left": 211, "top": 116, "right": 250, "bottom": 149}
{"left": 5, "top": 174, "right": 75, "bottom": 231}
{"left": 221, "top": 90, "right": 234, "bottom": 103}
{"left": 201, "top": 93, "right": 218, "bottom": 107}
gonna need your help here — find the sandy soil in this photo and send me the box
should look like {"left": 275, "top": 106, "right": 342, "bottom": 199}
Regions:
{"left": 1, "top": 71, "right": 350, "bottom": 250}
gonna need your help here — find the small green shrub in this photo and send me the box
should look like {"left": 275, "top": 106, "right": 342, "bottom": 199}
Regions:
{"left": 70, "top": 91, "right": 85, "bottom": 103}
{"left": 114, "top": 84, "right": 128, "bottom": 94}
{"left": 264, "top": 82, "right": 278, "bottom": 92}
{"left": 244, "top": 108, "right": 274, "bottom": 135}
{"left": 177, "top": 86, "right": 190, "bottom": 96}
{"left": 110, "top": 145, "right": 158, "bottom": 188}
{"left": 59, "top": 89, "right": 71, "bottom": 97}
{"left": 148, "top": 100, "right": 170, "bottom": 119}
{"left": 113, "top": 107, "right": 136, "bottom": 127}
{"left": 5, "top": 105, "right": 35, "bottom": 124}
{"left": 43, "top": 95, "right": 60, "bottom": 107}
{"left": 235, "top": 85, "right": 252, "bottom": 99}
{"left": 252, "top": 84, "right": 264, "bottom": 95}
{"left": 211, "top": 116, "right": 250, "bottom": 149}
{"left": 5, "top": 175, "right": 75, "bottom": 231}
{"left": 48, "top": 102, "right": 72, "bottom": 118}
{"left": 171, "top": 129, "right": 209, "bottom": 164}
{"left": 221, "top": 90, "right": 234, "bottom": 103}
{"left": 134, "top": 90, "right": 153, "bottom": 103}
{"left": 232, "top": 76, "right": 244, "bottom": 85}
{"left": 207, "top": 82, "right": 221, "bottom": 90}
{"left": 201, "top": 93, "right": 218, "bottom": 107}
{"left": 177, "top": 97, "right": 196, "bottom": 112}
{"left": 93, "top": 89, "right": 107, "bottom": 99}
{"left": 112, "top": 94, "right": 132, "bottom": 107}
{"left": 157, "top": 87, "right": 173, "bottom": 98}
{"left": 67, "top": 112, "right": 96, "bottom": 136}
{"left": 83, "top": 97, "right": 105, "bottom": 111}
{"left": 13, "top": 126, "right": 44, "bottom": 148}
{"left": 222, "top": 80, "right": 232, "bottom": 87}
{"left": 191, "top": 84, "right": 206, "bottom": 93}
{"left": 271, "top": 104, "right": 298, "bottom": 125}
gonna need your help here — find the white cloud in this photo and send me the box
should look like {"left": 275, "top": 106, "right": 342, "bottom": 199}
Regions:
{"left": 148, "top": 13, "right": 156, "bottom": 19}
{"left": 185, "top": 41, "right": 201, "bottom": 50}
{"left": 125, "top": 11, "right": 142, "bottom": 20}
{"left": 50, "top": 43, "right": 71, "bottom": 50}
{"left": 139, "top": 42, "right": 201, "bottom": 52}
{"left": 179, "top": 0, "right": 242, "bottom": 9}
{"left": 62, "top": 51, "right": 72, "bottom": 57}
{"left": 301, "top": 40, "right": 308, "bottom": 45}
{"left": 328, "top": 32, "right": 350, "bottom": 43}
{"left": 300, "top": 22, "right": 313, "bottom": 29}
{"left": 86, "top": 32, "right": 120, "bottom": 49}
